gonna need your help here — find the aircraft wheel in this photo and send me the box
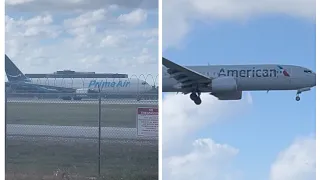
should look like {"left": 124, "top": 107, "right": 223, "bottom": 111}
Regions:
{"left": 73, "top": 96, "right": 82, "bottom": 100}
{"left": 62, "top": 96, "right": 72, "bottom": 100}
{"left": 190, "top": 93, "right": 197, "bottom": 101}
{"left": 194, "top": 97, "right": 202, "bottom": 105}
{"left": 296, "top": 96, "right": 300, "bottom": 101}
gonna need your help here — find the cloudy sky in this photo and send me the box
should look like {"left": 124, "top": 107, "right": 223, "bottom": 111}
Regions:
{"left": 162, "top": 0, "right": 315, "bottom": 180}
{"left": 5, "top": 0, "right": 158, "bottom": 85}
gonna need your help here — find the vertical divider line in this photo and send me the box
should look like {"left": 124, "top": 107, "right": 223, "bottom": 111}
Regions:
{"left": 98, "top": 88, "right": 102, "bottom": 177}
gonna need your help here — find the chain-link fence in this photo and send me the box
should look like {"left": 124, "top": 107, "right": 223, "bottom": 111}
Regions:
{"left": 5, "top": 91, "right": 158, "bottom": 180}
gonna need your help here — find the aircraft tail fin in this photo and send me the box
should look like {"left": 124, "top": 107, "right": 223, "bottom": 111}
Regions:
{"left": 5, "top": 54, "right": 29, "bottom": 82}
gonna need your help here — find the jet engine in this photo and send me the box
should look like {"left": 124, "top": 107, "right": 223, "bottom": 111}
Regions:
{"left": 211, "top": 77, "right": 238, "bottom": 93}
{"left": 210, "top": 77, "right": 242, "bottom": 100}
{"left": 211, "top": 91, "right": 242, "bottom": 100}
{"left": 75, "top": 88, "right": 100, "bottom": 99}
{"left": 60, "top": 88, "right": 99, "bottom": 100}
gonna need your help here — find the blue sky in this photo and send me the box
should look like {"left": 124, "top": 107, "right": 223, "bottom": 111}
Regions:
{"left": 162, "top": 7, "right": 315, "bottom": 180}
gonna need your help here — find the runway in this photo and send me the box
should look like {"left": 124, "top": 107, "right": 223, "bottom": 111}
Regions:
{"left": 6, "top": 124, "right": 158, "bottom": 140}
{"left": 7, "top": 98, "right": 157, "bottom": 105}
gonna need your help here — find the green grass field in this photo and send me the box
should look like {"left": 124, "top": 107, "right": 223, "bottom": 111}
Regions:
{"left": 7, "top": 102, "right": 157, "bottom": 128}
{"left": 6, "top": 137, "right": 158, "bottom": 180}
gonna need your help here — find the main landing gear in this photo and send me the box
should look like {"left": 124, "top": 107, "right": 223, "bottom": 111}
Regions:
{"left": 190, "top": 92, "right": 201, "bottom": 105}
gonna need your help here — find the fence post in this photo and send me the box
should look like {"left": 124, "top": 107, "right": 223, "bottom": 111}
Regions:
{"left": 98, "top": 89, "right": 102, "bottom": 177}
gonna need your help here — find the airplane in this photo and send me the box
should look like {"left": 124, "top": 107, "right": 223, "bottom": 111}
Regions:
{"left": 162, "top": 57, "right": 316, "bottom": 105}
{"left": 5, "top": 54, "right": 153, "bottom": 100}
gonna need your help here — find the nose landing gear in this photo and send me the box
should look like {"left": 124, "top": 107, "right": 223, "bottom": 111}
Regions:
{"left": 295, "top": 88, "right": 311, "bottom": 101}
{"left": 190, "top": 92, "right": 202, "bottom": 105}
{"left": 296, "top": 90, "right": 301, "bottom": 101}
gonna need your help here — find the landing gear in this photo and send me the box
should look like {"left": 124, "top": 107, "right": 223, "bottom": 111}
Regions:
{"left": 190, "top": 92, "right": 201, "bottom": 105}
{"left": 296, "top": 90, "right": 302, "bottom": 101}
{"left": 73, "top": 96, "right": 82, "bottom": 100}
{"left": 194, "top": 97, "right": 202, "bottom": 105}
{"left": 296, "top": 91, "right": 301, "bottom": 101}
{"left": 190, "top": 93, "right": 197, "bottom": 101}
{"left": 295, "top": 88, "right": 311, "bottom": 101}
{"left": 61, "top": 96, "right": 72, "bottom": 100}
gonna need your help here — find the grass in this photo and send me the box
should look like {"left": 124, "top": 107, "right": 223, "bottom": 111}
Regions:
{"left": 7, "top": 103, "right": 157, "bottom": 128}
{"left": 6, "top": 136, "right": 158, "bottom": 180}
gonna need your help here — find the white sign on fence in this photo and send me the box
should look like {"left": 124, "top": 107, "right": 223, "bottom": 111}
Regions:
{"left": 136, "top": 107, "right": 158, "bottom": 137}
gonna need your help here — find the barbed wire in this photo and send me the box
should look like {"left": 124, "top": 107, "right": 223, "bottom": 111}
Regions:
{"left": 129, "top": 74, "right": 158, "bottom": 86}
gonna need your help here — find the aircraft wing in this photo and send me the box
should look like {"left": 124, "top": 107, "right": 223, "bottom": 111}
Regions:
{"left": 163, "top": 57, "right": 212, "bottom": 92}
{"left": 29, "top": 83, "right": 76, "bottom": 93}
{"left": 9, "top": 81, "right": 76, "bottom": 93}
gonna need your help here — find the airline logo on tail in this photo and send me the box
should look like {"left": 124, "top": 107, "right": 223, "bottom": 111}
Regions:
{"left": 277, "top": 66, "right": 290, "bottom": 77}
{"left": 5, "top": 54, "right": 31, "bottom": 82}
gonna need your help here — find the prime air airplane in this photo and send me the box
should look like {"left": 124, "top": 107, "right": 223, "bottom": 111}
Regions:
{"left": 5, "top": 55, "right": 153, "bottom": 100}
{"left": 162, "top": 57, "right": 316, "bottom": 105}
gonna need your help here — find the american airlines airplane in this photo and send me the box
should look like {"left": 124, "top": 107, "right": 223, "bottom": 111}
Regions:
{"left": 162, "top": 57, "right": 316, "bottom": 105}
{"left": 5, "top": 55, "right": 153, "bottom": 100}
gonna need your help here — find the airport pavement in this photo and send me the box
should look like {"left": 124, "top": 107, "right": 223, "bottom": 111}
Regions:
{"left": 6, "top": 124, "right": 157, "bottom": 140}
{"left": 7, "top": 101, "right": 157, "bottom": 127}
{"left": 7, "top": 98, "right": 157, "bottom": 105}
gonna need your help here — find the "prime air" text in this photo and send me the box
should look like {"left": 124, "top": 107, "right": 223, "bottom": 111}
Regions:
{"left": 88, "top": 80, "right": 130, "bottom": 89}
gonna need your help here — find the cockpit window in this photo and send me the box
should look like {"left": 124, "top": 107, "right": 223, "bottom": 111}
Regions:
{"left": 142, "top": 81, "right": 147, "bottom": 85}
{"left": 304, "top": 70, "right": 312, "bottom": 73}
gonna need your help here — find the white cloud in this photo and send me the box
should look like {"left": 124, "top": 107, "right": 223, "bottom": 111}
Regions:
{"left": 118, "top": 9, "right": 148, "bottom": 26}
{"left": 162, "top": 93, "right": 252, "bottom": 150}
{"left": 164, "top": 138, "right": 241, "bottom": 180}
{"left": 163, "top": 93, "right": 314, "bottom": 180}
{"left": 163, "top": 0, "right": 315, "bottom": 49}
{"left": 246, "top": 92, "right": 253, "bottom": 104}
{"left": 142, "top": 28, "right": 158, "bottom": 38}
{"left": 6, "top": 0, "right": 158, "bottom": 11}
{"left": 134, "top": 48, "right": 157, "bottom": 64}
{"left": 6, "top": 0, "right": 34, "bottom": 5}
{"left": 5, "top": 3, "right": 158, "bottom": 84}
{"left": 64, "top": 8, "right": 107, "bottom": 28}
{"left": 25, "top": 14, "right": 53, "bottom": 25}
{"left": 100, "top": 34, "right": 128, "bottom": 47}
{"left": 6, "top": 14, "right": 60, "bottom": 38}
{"left": 269, "top": 135, "right": 316, "bottom": 180}
{"left": 162, "top": 93, "right": 251, "bottom": 180}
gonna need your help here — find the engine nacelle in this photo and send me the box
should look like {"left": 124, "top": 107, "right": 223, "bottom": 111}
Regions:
{"left": 75, "top": 88, "right": 89, "bottom": 97}
{"left": 212, "top": 91, "right": 242, "bottom": 100}
{"left": 211, "top": 77, "right": 238, "bottom": 93}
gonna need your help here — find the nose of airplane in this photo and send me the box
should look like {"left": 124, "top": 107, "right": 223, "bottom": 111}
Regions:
{"left": 144, "top": 82, "right": 153, "bottom": 92}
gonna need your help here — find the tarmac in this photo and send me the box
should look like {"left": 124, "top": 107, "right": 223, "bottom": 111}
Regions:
{"left": 7, "top": 98, "right": 158, "bottom": 105}
{"left": 6, "top": 98, "right": 158, "bottom": 140}
{"left": 7, "top": 124, "right": 157, "bottom": 140}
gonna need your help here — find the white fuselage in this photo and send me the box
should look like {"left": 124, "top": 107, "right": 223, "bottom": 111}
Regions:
{"left": 162, "top": 64, "right": 316, "bottom": 92}
{"left": 27, "top": 77, "right": 153, "bottom": 93}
